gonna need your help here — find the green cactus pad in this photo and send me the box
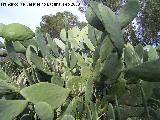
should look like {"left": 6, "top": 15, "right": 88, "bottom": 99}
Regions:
{"left": 2, "top": 23, "right": 35, "bottom": 41}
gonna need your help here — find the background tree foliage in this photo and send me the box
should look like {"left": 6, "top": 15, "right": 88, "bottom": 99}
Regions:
{"left": 38, "top": 11, "right": 87, "bottom": 39}
{"left": 77, "top": 0, "right": 160, "bottom": 46}
{"left": 136, "top": 0, "right": 160, "bottom": 45}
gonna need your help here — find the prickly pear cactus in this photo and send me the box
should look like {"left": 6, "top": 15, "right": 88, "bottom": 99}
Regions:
{"left": 0, "top": 0, "right": 160, "bottom": 120}
{"left": 1, "top": 23, "right": 35, "bottom": 41}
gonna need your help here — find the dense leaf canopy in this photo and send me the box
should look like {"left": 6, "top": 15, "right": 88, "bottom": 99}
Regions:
{"left": 38, "top": 11, "right": 87, "bottom": 39}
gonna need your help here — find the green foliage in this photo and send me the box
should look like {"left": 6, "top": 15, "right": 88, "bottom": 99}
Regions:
{"left": 20, "top": 82, "right": 70, "bottom": 110}
{"left": 39, "top": 11, "right": 87, "bottom": 39}
{"left": 46, "top": 33, "right": 59, "bottom": 57}
{"left": 99, "top": 36, "right": 113, "bottom": 62}
{"left": 0, "top": 79, "right": 19, "bottom": 95}
{"left": 125, "top": 58, "right": 160, "bottom": 82}
{"left": 101, "top": 52, "right": 123, "bottom": 83}
{"left": 98, "top": 3, "right": 124, "bottom": 54}
{"left": 147, "top": 46, "right": 159, "bottom": 61}
{"left": 124, "top": 43, "right": 141, "bottom": 68}
{"left": 118, "top": 0, "right": 140, "bottom": 29}
{"left": 80, "top": 0, "right": 160, "bottom": 46}
{"left": 1, "top": 23, "right": 34, "bottom": 41}
{"left": 135, "top": 44, "right": 144, "bottom": 60}
{"left": 136, "top": 0, "right": 160, "bottom": 45}
{"left": 0, "top": 100, "right": 28, "bottom": 120}
{"left": 12, "top": 41, "right": 26, "bottom": 53}
{"left": 85, "top": 2, "right": 105, "bottom": 31}
{"left": 77, "top": 0, "right": 120, "bottom": 12}
{"left": 61, "top": 115, "right": 75, "bottom": 120}
{"left": 118, "top": 106, "right": 144, "bottom": 120}
{"left": 26, "top": 46, "right": 52, "bottom": 75}
{"left": 35, "top": 32, "right": 51, "bottom": 58}
{"left": 0, "top": 1, "right": 160, "bottom": 119}
{"left": 0, "top": 23, "right": 5, "bottom": 37}
{"left": 54, "top": 38, "right": 65, "bottom": 50}
{"left": 63, "top": 96, "right": 83, "bottom": 118}
{"left": 34, "top": 102, "right": 54, "bottom": 120}
{"left": 4, "top": 40, "right": 24, "bottom": 67}
{"left": 107, "top": 103, "right": 115, "bottom": 120}
{"left": 0, "top": 68, "right": 10, "bottom": 80}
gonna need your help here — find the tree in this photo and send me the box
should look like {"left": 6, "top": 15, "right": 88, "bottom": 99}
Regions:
{"left": 136, "top": 0, "right": 160, "bottom": 46}
{"left": 38, "top": 11, "right": 87, "bottom": 39}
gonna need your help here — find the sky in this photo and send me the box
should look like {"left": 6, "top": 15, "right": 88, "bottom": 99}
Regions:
{"left": 0, "top": 0, "right": 86, "bottom": 42}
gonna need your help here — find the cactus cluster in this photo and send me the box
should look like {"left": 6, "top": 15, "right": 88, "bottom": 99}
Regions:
{"left": 0, "top": 0, "right": 160, "bottom": 120}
